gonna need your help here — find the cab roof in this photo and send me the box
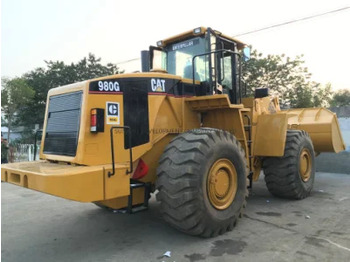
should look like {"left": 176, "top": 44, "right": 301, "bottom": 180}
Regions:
{"left": 159, "top": 27, "right": 247, "bottom": 50}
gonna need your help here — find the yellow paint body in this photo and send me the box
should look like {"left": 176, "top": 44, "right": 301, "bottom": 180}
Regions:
{"left": 1, "top": 28, "right": 346, "bottom": 208}
{"left": 1, "top": 73, "right": 201, "bottom": 207}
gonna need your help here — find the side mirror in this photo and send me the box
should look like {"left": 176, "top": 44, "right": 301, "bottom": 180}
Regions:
{"left": 243, "top": 47, "right": 251, "bottom": 62}
{"left": 149, "top": 46, "right": 167, "bottom": 72}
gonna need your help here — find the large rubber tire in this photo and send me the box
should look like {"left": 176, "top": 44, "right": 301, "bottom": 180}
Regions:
{"left": 156, "top": 128, "right": 248, "bottom": 237}
{"left": 263, "top": 130, "right": 315, "bottom": 199}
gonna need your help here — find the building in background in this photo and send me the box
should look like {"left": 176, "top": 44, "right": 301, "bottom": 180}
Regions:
{"left": 1, "top": 126, "right": 25, "bottom": 143}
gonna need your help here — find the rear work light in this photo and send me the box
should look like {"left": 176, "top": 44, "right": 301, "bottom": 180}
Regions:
{"left": 193, "top": 27, "right": 202, "bottom": 34}
{"left": 90, "top": 108, "right": 104, "bottom": 133}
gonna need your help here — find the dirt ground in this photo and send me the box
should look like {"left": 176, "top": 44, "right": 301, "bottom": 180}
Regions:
{"left": 2, "top": 172, "right": 350, "bottom": 262}
{"left": 315, "top": 151, "right": 350, "bottom": 174}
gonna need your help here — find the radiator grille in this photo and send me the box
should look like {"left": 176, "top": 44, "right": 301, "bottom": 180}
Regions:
{"left": 43, "top": 91, "right": 82, "bottom": 156}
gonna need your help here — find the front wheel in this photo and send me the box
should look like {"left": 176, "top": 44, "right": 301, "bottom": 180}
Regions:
{"left": 263, "top": 130, "right": 315, "bottom": 199}
{"left": 156, "top": 128, "right": 248, "bottom": 237}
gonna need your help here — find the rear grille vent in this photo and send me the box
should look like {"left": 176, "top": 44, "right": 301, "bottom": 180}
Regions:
{"left": 43, "top": 91, "right": 82, "bottom": 156}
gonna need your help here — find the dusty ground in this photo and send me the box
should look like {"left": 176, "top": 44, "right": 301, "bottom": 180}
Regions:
{"left": 315, "top": 152, "right": 350, "bottom": 174}
{"left": 2, "top": 172, "right": 350, "bottom": 262}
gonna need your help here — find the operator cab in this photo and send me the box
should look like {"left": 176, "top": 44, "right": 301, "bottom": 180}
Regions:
{"left": 143, "top": 27, "right": 250, "bottom": 104}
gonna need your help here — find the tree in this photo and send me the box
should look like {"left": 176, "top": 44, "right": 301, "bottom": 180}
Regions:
{"left": 330, "top": 89, "right": 350, "bottom": 107}
{"left": 18, "top": 53, "right": 122, "bottom": 130}
{"left": 1, "top": 78, "right": 35, "bottom": 142}
{"left": 242, "top": 49, "right": 332, "bottom": 108}
{"left": 313, "top": 83, "right": 333, "bottom": 107}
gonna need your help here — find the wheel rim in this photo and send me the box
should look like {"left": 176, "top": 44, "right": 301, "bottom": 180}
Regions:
{"left": 207, "top": 159, "right": 237, "bottom": 210}
{"left": 299, "top": 148, "right": 312, "bottom": 182}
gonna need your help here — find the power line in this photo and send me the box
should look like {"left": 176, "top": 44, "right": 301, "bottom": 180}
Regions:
{"left": 116, "top": 57, "right": 140, "bottom": 64}
{"left": 116, "top": 7, "right": 349, "bottom": 65}
{"left": 233, "top": 7, "right": 349, "bottom": 37}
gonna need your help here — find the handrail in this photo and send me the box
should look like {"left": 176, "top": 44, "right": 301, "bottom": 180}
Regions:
{"left": 108, "top": 126, "right": 133, "bottom": 177}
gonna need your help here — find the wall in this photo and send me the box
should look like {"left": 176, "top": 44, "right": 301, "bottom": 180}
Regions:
{"left": 315, "top": 106, "right": 350, "bottom": 174}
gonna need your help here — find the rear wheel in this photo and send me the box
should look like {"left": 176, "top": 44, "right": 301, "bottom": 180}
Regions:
{"left": 156, "top": 128, "right": 248, "bottom": 237}
{"left": 263, "top": 130, "right": 315, "bottom": 199}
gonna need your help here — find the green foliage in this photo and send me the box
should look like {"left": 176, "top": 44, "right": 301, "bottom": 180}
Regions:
{"left": 242, "top": 49, "right": 332, "bottom": 108}
{"left": 1, "top": 116, "right": 7, "bottom": 125}
{"left": 18, "top": 53, "right": 122, "bottom": 129}
{"left": 1, "top": 77, "right": 35, "bottom": 141}
{"left": 330, "top": 89, "right": 350, "bottom": 107}
{"left": 1, "top": 77, "right": 35, "bottom": 112}
{"left": 1, "top": 140, "right": 9, "bottom": 162}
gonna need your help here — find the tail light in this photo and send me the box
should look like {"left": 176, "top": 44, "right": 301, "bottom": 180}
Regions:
{"left": 90, "top": 108, "right": 104, "bottom": 133}
{"left": 132, "top": 159, "right": 149, "bottom": 180}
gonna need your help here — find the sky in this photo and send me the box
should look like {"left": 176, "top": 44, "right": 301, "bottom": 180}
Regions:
{"left": 1, "top": 0, "right": 350, "bottom": 90}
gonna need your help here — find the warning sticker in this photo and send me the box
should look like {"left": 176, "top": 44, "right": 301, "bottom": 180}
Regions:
{"left": 106, "top": 102, "right": 120, "bottom": 125}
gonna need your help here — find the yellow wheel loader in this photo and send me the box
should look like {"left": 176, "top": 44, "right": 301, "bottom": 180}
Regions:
{"left": 2, "top": 27, "right": 345, "bottom": 237}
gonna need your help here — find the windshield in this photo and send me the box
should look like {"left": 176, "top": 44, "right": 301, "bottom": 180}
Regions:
{"left": 165, "top": 36, "right": 209, "bottom": 81}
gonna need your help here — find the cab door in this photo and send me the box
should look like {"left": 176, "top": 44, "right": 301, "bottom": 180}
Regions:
{"left": 216, "top": 38, "right": 240, "bottom": 104}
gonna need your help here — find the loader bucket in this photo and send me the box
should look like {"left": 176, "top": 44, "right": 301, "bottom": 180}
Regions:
{"left": 285, "top": 108, "right": 345, "bottom": 153}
